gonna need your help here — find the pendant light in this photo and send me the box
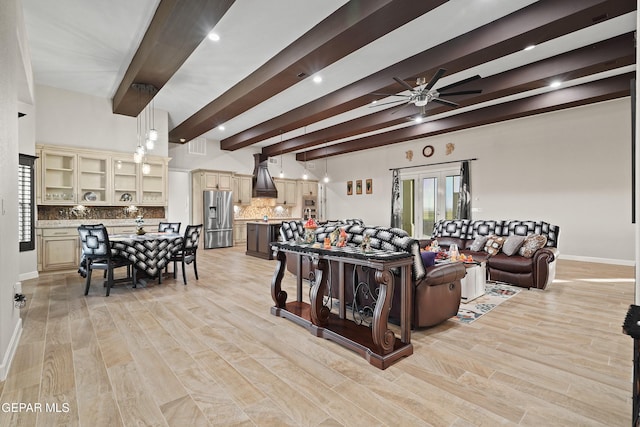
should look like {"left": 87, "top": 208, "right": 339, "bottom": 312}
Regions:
{"left": 323, "top": 142, "right": 329, "bottom": 183}
{"left": 279, "top": 131, "right": 284, "bottom": 178}
{"left": 301, "top": 126, "right": 308, "bottom": 180}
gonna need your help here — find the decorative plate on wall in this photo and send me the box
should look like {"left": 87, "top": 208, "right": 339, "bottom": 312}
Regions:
{"left": 120, "top": 193, "right": 132, "bottom": 202}
{"left": 83, "top": 191, "right": 97, "bottom": 202}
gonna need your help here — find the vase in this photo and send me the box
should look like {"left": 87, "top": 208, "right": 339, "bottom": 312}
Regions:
{"left": 136, "top": 227, "right": 146, "bottom": 235}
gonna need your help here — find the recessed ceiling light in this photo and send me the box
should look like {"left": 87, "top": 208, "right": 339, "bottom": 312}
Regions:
{"left": 524, "top": 44, "right": 536, "bottom": 51}
{"left": 208, "top": 32, "right": 220, "bottom": 42}
{"left": 179, "top": 138, "right": 186, "bottom": 142}
{"left": 313, "top": 75, "right": 322, "bottom": 84}
{"left": 550, "top": 81, "right": 562, "bottom": 88}
{"left": 218, "top": 125, "right": 225, "bottom": 131}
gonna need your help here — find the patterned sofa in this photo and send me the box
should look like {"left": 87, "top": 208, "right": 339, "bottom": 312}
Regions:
{"left": 426, "top": 219, "right": 560, "bottom": 290}
{"left": 279, "top": 220, "right": 467, "bottom": 328}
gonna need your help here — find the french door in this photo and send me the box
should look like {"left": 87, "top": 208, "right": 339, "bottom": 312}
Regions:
{"left": 399, "top": 167, "right": 461, "bottom": 239}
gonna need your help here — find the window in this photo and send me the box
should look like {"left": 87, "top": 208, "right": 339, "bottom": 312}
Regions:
{"left": 19, "top": 154, "right": 37, "bottom": 252}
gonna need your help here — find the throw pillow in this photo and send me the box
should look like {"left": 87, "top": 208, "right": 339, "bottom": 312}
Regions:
{"left": 469, "top": 235, "right": 488, "bottom": 252}
{"left": 484, "top": 235, "right": 505, "bottom": 256}
{"left": 420, "top": 250, "right": 436, "bottom": 268}
{"left": 519, "top": 234, "right": 548, "bottom": 258}
{"left": 502, "top": 235, "right": 526, "bottom": 256}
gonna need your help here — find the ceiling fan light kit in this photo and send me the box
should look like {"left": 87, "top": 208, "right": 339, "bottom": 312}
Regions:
{"left": 371, "top": 68, "right": 482, "bottom": 116}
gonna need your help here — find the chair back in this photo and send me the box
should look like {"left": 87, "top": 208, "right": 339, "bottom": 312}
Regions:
{"left": 78, "top": 224, "right": 111, "bottom": 260}
{"left": 158, "top": 222, "right": 181, "bottom": 233}
{"left": 183, "top": 224, "right": 203, "bottom": 250}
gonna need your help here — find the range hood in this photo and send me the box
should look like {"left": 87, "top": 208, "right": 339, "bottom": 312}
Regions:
{"left": 252, "top": 153, "right": 278, "bottom": 198}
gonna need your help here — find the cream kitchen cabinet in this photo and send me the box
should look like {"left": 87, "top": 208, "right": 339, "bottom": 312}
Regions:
{"left": 39, "top": 227, "right": 80, "bottom": 272}
{"left": 233, "top": 175, "right": 253, "bottom": 205}
{"left": 274, "top": 178, "right": 297, "bottom": 206}
{"left": 37, "top": 144, "right": 169, "bottom": 206}
{"left": 39, "top": 149, "right": 77, "bottom": 204}
{"left": 233, "top": 221, "right": 248, "bottom": 245}
{"left": 300, "top": 180, "right": 318, "bottom": 197}
{"left": 202, "top": 170, "right": 233, "bottom": 191}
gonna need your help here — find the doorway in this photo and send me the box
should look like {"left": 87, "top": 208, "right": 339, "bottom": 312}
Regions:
{"left": 400, "top": 167, "right": 461, "bottom": 238}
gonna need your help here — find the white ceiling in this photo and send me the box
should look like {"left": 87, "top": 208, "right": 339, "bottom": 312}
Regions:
{"left": 21, "top": 0, "right": 637, "bottom": 153}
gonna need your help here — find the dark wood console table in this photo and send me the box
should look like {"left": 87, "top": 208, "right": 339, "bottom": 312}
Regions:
{"left": 270, "top": 242, "right": 414, "bottom": 369}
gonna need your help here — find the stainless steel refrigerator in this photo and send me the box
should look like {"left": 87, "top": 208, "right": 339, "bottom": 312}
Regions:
{"left": 203, "top": 190, "right": 234, "bottom": 249}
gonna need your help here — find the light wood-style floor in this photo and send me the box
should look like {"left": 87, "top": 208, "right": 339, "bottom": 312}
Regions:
{"left": 0, "top": 246, "right": 635, "bottom": 426}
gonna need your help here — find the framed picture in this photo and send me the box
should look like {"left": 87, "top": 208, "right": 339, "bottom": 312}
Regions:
{"left": 347, "top": 181, "right": 353, "bottom": 195}
{"left": 356, "top": 180, "right": 362, "bottom": 195}
{"left": 366, "top": 179, "right": 372, "bottom": 194}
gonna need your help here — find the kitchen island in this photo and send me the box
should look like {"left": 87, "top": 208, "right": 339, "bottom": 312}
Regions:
{"left": 245, "top": 221, "right": 283, "bottom": 260}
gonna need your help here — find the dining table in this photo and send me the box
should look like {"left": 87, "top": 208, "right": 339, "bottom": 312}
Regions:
{"left": 108, "top": 232, "right": 183, "bottom": 281}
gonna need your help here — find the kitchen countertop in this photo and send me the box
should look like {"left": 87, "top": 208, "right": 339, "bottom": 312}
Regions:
{"left": 37, "top": 219, "right": 164, "bottom": 229}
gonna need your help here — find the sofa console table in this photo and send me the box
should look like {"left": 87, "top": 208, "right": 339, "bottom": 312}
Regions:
{"left": 270, "top": 242, "right": 414, "bottom": 369}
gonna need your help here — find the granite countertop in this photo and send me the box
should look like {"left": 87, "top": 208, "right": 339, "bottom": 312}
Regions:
{"left": 37, "top": 219, "right": 164, "bottom": 228}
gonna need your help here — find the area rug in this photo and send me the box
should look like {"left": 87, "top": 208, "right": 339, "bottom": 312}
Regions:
{"left": 454, "top": 281, "right": 521, "bottom": 324}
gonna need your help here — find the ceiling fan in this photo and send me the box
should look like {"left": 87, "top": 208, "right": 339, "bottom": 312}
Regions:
{"left": 371, "top": 68, "right": 482, "bottom": 115}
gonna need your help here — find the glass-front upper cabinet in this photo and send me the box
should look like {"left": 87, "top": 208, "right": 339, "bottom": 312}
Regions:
{"left": 112, "top": 157, "right": 139, "bottom": 205}
{"left": 140, "top": 160, "right": 167, "bottom": 205}
{"left": 41, "top": 150, "right": 77, "bottom": 204}
{"left": 77, "top": 154, "right": 109, "bottom": 204}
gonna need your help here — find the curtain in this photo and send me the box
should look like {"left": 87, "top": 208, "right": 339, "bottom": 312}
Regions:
{"left": 391, "top": 169, "right": 402, "bottom": 228}
{"left": 456, "top": 160, "right": 471, "bottom": 219}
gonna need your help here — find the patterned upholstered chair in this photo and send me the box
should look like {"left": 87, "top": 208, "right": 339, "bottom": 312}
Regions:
{"left": 168, "top": 224, "right": 203, "bottom": 285}
{"left": 158, "top": 222, "right": 181, "bottom": 233}
{"left": 78, "top": 224, "right": 136, "bottom": 296}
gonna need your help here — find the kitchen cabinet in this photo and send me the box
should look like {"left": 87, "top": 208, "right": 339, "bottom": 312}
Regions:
{"left": 246, "top": 222, "right": 282, "bottom": 260}
{"left": 37, "top": 144, "right": 169, "bottom": 206}
{"left": 274, "top": 178, "right": 297, "bottom": 206}
{"left": 233, "top": 175, "right": 253, "bottom": 205}
{"left": 40, "top": 227, "right": 80, "bottom": 272}
{"left": 202, "top": 171, "right": 232, "bottom": 191}
{"left": 300, "top": 180, "right": 318, "bottom": 197}
{"left": 39, "top": 149, "right": 77, "bottom": 204}
{"left": 233, "top": 221, "right": 248, "bottom": 245}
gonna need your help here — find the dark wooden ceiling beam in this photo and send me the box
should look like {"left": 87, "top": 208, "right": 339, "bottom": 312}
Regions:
{"left": 263, "top": 32, "right": 634, "bottom": 156}
{"left": 168, "top": 0, "right": 448, "bottom": 143}
{"left": 222, "top": 0, "right": 633, "bottom": 151}
{"left": 112, "top": 0, "right": 236, "bottom": 117}
{"left": 297, "top": 73, "right": 631, "bottom": 161}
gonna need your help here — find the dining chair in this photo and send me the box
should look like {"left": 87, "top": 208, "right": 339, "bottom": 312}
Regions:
{"left": 169, "top": 224, "right": 203, "bottom": 285}
{"left": 78, "top": 224, "right": 136, "bottom": 296}
{"left": 158, "top": 222, "right": 181, "bottom": 233}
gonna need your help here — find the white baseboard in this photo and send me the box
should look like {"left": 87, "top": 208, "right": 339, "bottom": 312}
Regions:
{"left": 559, "top": 254, "right": 635, "bottom": 266}
{"left": 19, "top": 270, "right": 39, "bottom": 281}
{"left": 0, "top": 318, "right": 22, "bottom": 381}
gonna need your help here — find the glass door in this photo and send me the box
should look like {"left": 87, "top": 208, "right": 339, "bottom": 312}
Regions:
{"left": 400, "top": 167, "right": 460, "bottom": 238}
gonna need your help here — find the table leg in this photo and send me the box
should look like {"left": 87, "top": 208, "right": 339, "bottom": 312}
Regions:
{"left": 271, "top": 249, "right": 287, "bottom": 308}
{"left": 401, "top": 265, "right": 411, "bottom": 344}
{"left": 372, "top": 268, "right": 395, "bottom": 354}
{"left": 309, "top": 257, "right": 330, "bottom": 327}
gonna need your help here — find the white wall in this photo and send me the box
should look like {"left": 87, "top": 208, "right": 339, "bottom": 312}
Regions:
{"left": 323, "top": 98, "right": 634, "bottom": 264}
{"left": 1, "top": 0, "right": 26, "bottom": 381}
{"left": 35, "top": 85, "right": 169, "bottom": 157}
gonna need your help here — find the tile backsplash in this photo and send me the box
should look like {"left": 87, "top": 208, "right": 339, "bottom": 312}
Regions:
{"left": 38, "top": 205, "right": 166, "bottom": 221}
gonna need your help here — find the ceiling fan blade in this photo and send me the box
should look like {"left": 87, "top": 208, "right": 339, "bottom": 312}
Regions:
{"left": 437, "top": 89, "right": 482, "bottom": 96}
{"left": 369, "top": 99, "right": 408, "bottom": 107}
{"left": 371, "top": 92, "right": 411, "bottom": 97}
{"left": 393, "top": 77, "right": 415, "bottom": 92}
{"left": 437, "top": 74, "right": 481, "bottom": 92}
{"left": 424, "top": 68, "right": 447, "bottom": 91}
{"left": 432, "top": 98, "right": 459, "bottom": 107}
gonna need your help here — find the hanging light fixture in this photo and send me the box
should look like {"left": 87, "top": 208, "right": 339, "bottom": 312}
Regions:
{"left": 302, "top": 126, "right": 308, "bottom": 180}
{"left": 323, "top": 142, "right": 330, "bottom": 183}
{"left": 132, "top": 83, "right": 157, "bottom": 163}
{"left": 278, "top": 131, "right": 284, "bottom": 178}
